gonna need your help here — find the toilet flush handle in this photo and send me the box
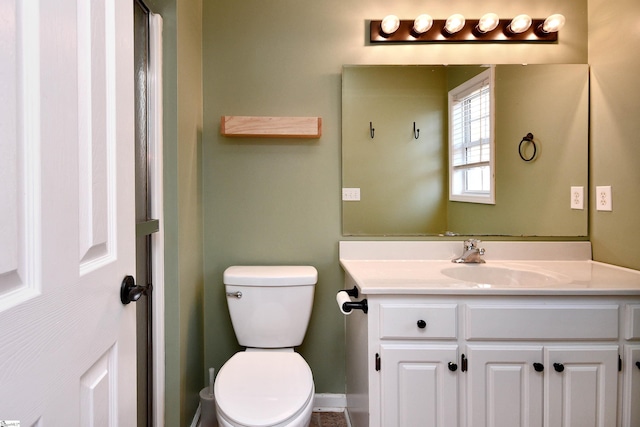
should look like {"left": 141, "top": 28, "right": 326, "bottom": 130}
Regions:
{"left": 226, "top": 291, "right": 243, "bottom": 299}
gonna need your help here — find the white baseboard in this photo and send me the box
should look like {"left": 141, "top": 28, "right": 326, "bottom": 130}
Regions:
{"left": 312, "top": 393, "right": 347, "bottom": 411}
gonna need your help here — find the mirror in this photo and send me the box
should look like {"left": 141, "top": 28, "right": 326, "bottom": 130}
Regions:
{"left": 342, "top": 64, "right": 589, "bottom": 236}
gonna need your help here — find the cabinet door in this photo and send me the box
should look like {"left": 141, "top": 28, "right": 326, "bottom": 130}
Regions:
{"left": 381, "top": 344, "right": 459, "bottom": 427}
{"left": 622, "top": 345, "right": 640, "bottom": 427}
{"left": 466, "top": 345, "right": 544, "bottom": 427}
{"left": 545, "top": 346, "right": 618, "bottom": 427}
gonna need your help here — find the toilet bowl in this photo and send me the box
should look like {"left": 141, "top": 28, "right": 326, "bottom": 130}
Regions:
{"left": 215, "top": 351, "right": 314, "bottom": 427}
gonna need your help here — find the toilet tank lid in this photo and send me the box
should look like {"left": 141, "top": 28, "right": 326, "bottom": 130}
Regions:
{"left": 224, "top": 265, "right": 317, "bottom": 286}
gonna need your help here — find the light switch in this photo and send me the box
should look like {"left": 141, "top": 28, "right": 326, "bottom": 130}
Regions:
{"left": 342, "top": 188, "right": 361, "bottom": 201}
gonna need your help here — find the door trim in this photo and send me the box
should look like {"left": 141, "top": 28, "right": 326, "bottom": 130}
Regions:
{"left": 148, "top": 12, "right": 165, "bottom": 427}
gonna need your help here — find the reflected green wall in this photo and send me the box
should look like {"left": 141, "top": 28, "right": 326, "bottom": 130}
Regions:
{"left": 342, "top": 66, "right": 448, "bottom": 235}
{"left": 201, "top": 0, "right": 588, "bottom": 398}
{"left": 341, "top": 65, "right": 589, "bottom": 237}
{"left": 448, "top": 64, "right": 589, "bottom": 236}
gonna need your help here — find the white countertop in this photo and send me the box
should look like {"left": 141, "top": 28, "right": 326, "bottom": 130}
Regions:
{"left": 339, "top": 241, "right": 640, "bottom": 295}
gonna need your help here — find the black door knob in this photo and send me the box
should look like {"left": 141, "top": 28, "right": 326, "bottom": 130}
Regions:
{"left": 448, "top": 362, "right": 458, "bottom": 372}
{"left": 120, "top": 275, "right": 146, "bottom": 305}
{"left": 417, "top": 320, "right": 427, "bottom": 329}
{"left": 636, "top": 361, "right": 640, "bottom": 370}
{"left": 533, "top": 363, "right": 544, "bottom": 372}
{"left": 553, "top": 363, "right": 565, "bottom": 373}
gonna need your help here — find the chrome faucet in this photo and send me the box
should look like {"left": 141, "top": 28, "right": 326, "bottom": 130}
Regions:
{"left": 452, "top": 239, "right": 486, "bottom": 263}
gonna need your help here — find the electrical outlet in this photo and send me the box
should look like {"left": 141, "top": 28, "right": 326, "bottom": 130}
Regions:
{"left": 596, "top": 186, "right": 612, "bottom": 211}
{"left": 342, "top": 188, "right": 361, "bottom": 201}
{"left": 570, "top": 186, "right": 584, "bottom": 210}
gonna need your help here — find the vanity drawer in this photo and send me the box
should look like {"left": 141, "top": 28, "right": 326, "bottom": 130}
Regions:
{"left": 625, "top": 304, "right": 640, "bottom": 340}
{"left": 465, "top": 304, "right": 619, "bottom": 340}
{"left": 380, "top": 304, "right": 457, "bottom": 339}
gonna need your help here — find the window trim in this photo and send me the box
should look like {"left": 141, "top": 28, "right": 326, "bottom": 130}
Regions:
{"left": 448, "top": 67, "right": 496, "bottom": 204}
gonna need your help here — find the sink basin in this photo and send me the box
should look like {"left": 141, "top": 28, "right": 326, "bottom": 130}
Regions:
{"left": 441, "top": 265, "right": 570, "bottom": 288}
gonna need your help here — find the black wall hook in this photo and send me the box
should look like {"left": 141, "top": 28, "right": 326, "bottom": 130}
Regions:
{"left": 519, "top": 132, "right": 537, "bottom": 161}
{"left": 370, "top": 122, "right": 375, "bottom": 139}
{"left": 413, "top": 122, "right": 420, "bottom": 139}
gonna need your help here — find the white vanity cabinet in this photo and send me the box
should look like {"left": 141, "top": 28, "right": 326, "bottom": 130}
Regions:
{"left": 464, "top": 302, "right": 620, "bottom": 427}
{"left": 622, "top": 345, "right": 640, "bottom": 425}
{"left": 466, "top": 345, "right": 619, "bottom": 427}
{"left": 339, "top": 241, "right": 640, "bottom": 427}
{"left": 380, "top": 343, "right": 459, "bottom": 427}
{"left": 377, "top": 303, "right": 460, "bottom": 427}
{"left": 623, "top": 305, "right": 640, "bottom": 426}
{"left": 347, "top": 293, "right": 640, "bottom": 427}
{"left": 465, "top": 344, "right": 544, "bottom": 427}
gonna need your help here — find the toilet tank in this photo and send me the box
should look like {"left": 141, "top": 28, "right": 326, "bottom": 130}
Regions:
{"left": 223, "top": 266, "right": 317, "bottom": 348}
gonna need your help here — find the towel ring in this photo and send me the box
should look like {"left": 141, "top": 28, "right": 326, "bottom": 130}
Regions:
{"left": 519, "top": 133, "right": 537, "bottom": 161}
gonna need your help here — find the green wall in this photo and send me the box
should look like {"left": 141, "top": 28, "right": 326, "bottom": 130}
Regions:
{"left": 589, "top": 0, "right": 640, "bottom": 271}
{"left": 145, "top": 0, "right": 204, "bottom": 425}
{"left": 201, "top": 0, "right": 589, "bottom": 398}
{"left": 149, "top": 0, "right": 640, "bottom": 423}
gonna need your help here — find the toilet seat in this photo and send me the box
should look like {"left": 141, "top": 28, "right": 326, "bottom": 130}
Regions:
{"left": 215, "top": 351, "right": 314, "bottom": 427}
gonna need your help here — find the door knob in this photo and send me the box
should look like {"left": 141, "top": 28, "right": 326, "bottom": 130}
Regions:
{"left": 417, "top": 320, "right": 427, "bottom": 329}
{"left": 120, "top": 275, "right": 146, "bottom": 305}
{"left": 553, "top": 363, "right": 565, "bottom": 373}
{"left": 448, "top": 362, "right": 458, "bottom": 372}
{"left": 533, "top": 363, "right": 544, "bottom": 372}
{"left": 636, "top": 361, "right": 640, "bottom": 370}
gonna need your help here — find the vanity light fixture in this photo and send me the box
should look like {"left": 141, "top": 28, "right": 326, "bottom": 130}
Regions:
{"left": 508, "top": 14, "right": 532, "bottom": 34}
{"left": 540, "top": 14, "right": 566, "bottom": 33}
{"left": 444, "top": 14, "right": 466, "bottom": 34}
{"left": 476, "top": 13, "right": 500, "bottom": 33}
{"left": 413, "top": 14, "right": 433, "bottom": 35}
{"left": 370, "top": 13, "right": 565, "bottom": 43}
{"left": 380, "top": 15, "right": 400, "bottom": 36}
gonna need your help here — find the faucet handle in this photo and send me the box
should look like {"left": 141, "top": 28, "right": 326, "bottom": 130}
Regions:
{"left": 464, "top": 239, "right": 482, "bottom": 249}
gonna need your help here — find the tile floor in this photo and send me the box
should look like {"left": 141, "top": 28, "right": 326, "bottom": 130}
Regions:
{"left": 309, "top": 411, "right": 349, "bottom": 427}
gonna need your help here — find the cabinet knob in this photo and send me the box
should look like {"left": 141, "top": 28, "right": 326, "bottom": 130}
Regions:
{"left": 553, "top": 363, "right": 565, "bottom": 373}
{"left": 448, "top": 362, "right": 458, "bottom": 372}
{"left": 417, "top": 319, "right": 427, "bottom": 329}
{"left": 636, "top": 361, "right": 640, "bottom": 370}
{"left": 533, "top": 363, "right": 544, "bottom": 372}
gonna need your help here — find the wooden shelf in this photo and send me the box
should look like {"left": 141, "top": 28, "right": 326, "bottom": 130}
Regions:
{"left": 220, "top": 116, "right": 322, "bottom": 138}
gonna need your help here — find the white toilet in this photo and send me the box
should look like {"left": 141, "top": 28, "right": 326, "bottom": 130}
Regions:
{"left": 214, "top": 265, "right": 317, "bottom": 427}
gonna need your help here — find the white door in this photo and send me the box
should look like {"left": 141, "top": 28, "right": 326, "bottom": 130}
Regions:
{"left": 0, "top": 0, "right": 136, "bottom": 425}
{"left": 545, "top": 346, "right": 618, "bottom": 427}
{"left": 622, "top": 345, "right": 640, "bottom": 427}
{"left": 466, "top": 345, "right": 544, "bottom": 427}
{"left": 381, "top": 344, "right": 459, "bottom": 427}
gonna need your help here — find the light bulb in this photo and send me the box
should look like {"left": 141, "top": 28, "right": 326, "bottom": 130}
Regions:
{"left": 541, "top": 14, "right": 566, "bottom": 33}
{"left": 413, "top": 14, "right": 433, "bottom": 34}
{"left": 477, "top": 13, "right": 499, "bottom": 33}
{"left": 380, "top": 15, "right": 400, "bottom": 35}
{"left": 445, "top": 14, "right": 466, "bottom": 34}
{"left": 508, "top": 14, "right": 532, "bottom": 34}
